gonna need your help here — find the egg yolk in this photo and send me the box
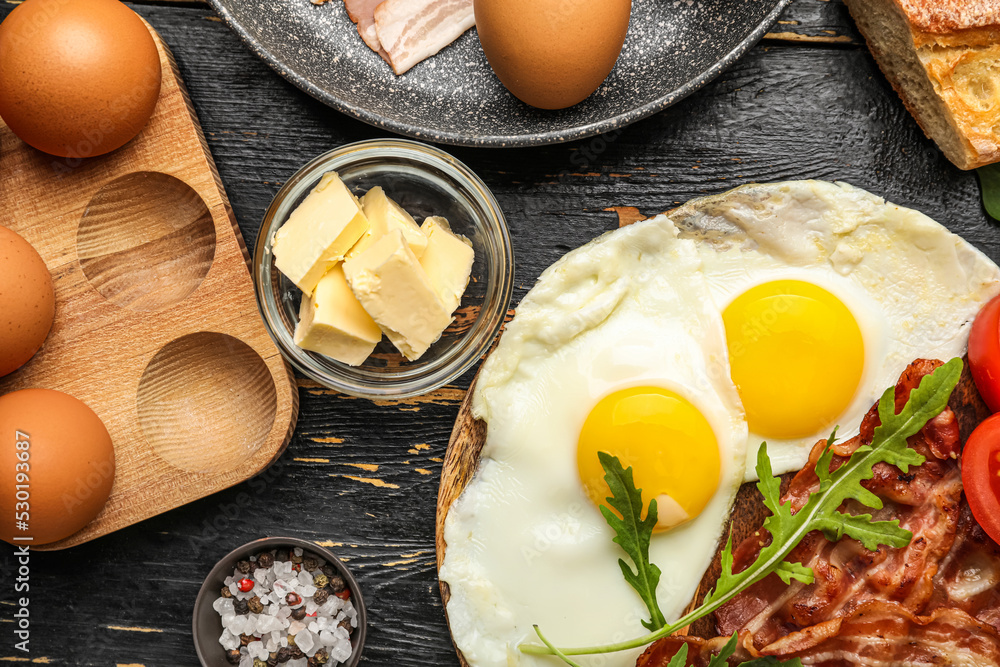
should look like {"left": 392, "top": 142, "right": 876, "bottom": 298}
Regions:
{"left": 577, "top": 386, "right": 721, "bottom": 532}
{"left": 722, "top": 280, "right": 864, "bottom": 439}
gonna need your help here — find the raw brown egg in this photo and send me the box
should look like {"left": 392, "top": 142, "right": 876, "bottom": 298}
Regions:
{"left": 0, "top": 389, "right": 115, "bottom": 546}
{"left": 0, "top": 227, "right": 55, "bottom": 377}
{"left": 475, "top": 0, "right": 631, "bottom": 109}
{"left": 0, "top": 0, "right": 162, "bottom": 158}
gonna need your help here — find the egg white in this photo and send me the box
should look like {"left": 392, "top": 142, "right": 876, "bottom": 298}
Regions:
{"left": 685, "top": 180, "right": 1000, "bottom": 479}
{"left": 440, "top": 218, "right": 747, "bottom": 667}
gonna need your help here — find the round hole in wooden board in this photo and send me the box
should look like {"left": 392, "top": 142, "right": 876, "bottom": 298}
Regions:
{"left": 136, "top": 332, "right": 278, "bottom": 473}
{"left": 77, "top": 171, "right": 216, "bottom": 311}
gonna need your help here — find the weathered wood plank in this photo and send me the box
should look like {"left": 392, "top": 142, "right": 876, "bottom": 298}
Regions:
{"left": 0, "top": 0, "right": 995, "bottom": 666}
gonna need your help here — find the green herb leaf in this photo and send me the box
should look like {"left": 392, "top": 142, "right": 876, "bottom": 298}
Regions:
{"left": 979, "top": 163, "right": 1000, "bottom": 221}
{"left": 666, "top": 643, "right": 690, "bottom": 667}
{"left": 738, "top": 657, "right": 804, "bottom": 667}
{"left": 597, "top": 450, "right": 667, "bottom": 631}
{"left": 521, "top": 358, "right": 963, "bottom": 664}
{"left": 706, "top": 633, "right": 738, "bottom": 667}
{"left": 773, "top": 560, "right": 814, "bottom": 586}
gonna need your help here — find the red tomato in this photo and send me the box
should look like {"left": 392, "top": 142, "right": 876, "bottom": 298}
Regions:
{"left": 969, "top": 295, "right": 1000, "bottom": 413}
{"left": 962, "top": 413, "right": 1000, "bottom": 545}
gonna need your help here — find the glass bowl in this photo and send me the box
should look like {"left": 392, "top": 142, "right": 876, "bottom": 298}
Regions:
{"left": 253, "top": 139, "right": 513, "bottom": 399}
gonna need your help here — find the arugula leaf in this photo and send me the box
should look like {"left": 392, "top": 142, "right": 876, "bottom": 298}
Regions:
{"left": 666, "top": 633, "right": 803, "bottom": 667}
{"left": 666, "top": 643, "right": 690, "bottom": 667}
{"left": 706, "top": 633, "right": 738, "bottom": 667}
{"left": 597, "top": 450, "right": 667, "bottom": 631}
{"left": 738, "top": 658, "right": 804, "bottom": 667}
{"left": 520, "top": 358, "right": 963, "bottom": 664}
{"left": 979, "top": 163, "right": 1000, "bottom": 221}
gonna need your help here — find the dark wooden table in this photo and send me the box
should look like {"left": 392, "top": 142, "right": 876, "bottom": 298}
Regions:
{"left": 1, "top": 0, "right": 996, "bottom": 664}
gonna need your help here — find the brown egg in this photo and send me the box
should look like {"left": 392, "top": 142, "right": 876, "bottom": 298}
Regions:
{"left": 0, "top": 227, "right": 55, "bottom": 377}
{"left": 475, "top": 0, "right": 631, "bottom": 110}
{"left": 0, "top": 0, "right": 162, "bottom": 158}
{"left": 0, "top": 389, "right": 115, "bottom": 546}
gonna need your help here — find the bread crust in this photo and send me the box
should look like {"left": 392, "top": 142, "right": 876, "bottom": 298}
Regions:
{"left": 894, "top": 0, "right": 1000, "bottom": 46}
{"left": 847, "top": 0, "right": 1000, "bottom": 169}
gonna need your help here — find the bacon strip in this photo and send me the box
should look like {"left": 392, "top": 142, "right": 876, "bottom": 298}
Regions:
{"left": 343, "top": 0, "right": 388, "bottom": 55}
{"left": 373, "top": 0, "right": 475, "bottom": 75}
{"left": 639, "top": 359, "right": 1000, "bottom": 665}
{"left": 640, "top": 603, "right": 1000, "bottom": 667}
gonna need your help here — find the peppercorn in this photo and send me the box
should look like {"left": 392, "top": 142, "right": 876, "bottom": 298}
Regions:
{"left": 312, "top": 573, "right": 329, "bottom": 589}
{"left": 290, "top": 550, "right": 303, "bottom": 564}
{"left": 287, "top": 634, "right": 297, "bottom": 648}
{"left": 327, "top": 575, "right": 346, "bottom": 593}
{"left": 257, "top": 551, "right": 275, "bottom": 569}
{"left": 233, "top": 598, "right": 249, "bottom": 615}
{"left": 309, "top": 649, "right": 329, "bottom": 666}
{"left": 302, "top": 555, "right": 320, "bottom": 571}
{"left": 286, "top": 592, "right": 302, "bottom": 607}
{"left": 275, "top": 646, "right": 291, "bottom": 662}
{"left": 267, "top": 652, "right": 279, "bottom": 667}
{"left": 290, "top": 606, "right": 306, "bottom": 621}
{"left": 290, "top": 646, "right": 304, "bottom": 660}
{"left": 313, "top": 589, "right": 330, "bottom": 605}
{"left": 335, "top": 588, "right": 351, "bottom": 601}
{"left": 236, "top": 559, "right": 252, "bottom": 574}
{"left": 320, "top": 563, "right": 335, "bottom": 577}
{"left": 275, "top": 549, "right": 290, "bottom": 562}
{"left": 240, "top": 633, "right": 256, "bottom": 647}
{"left": 253, "top": 659, "right": 268, "bottom": 667}
{"left": 237, "top": 577, "right": 254, "bottom": 593}
{"left": 220, "top": 586, "right": 233, "bottom": 599}
{"left": 292, "top": 563, "right": 302, "bottom": 573}
{"left": 225, "top": 648, "right": 242, "bottom": 664}
{"left": 338, "top": 618, "right": 353, "bottom": 635}
{"left": 248, "top": 595, "right": 264, "bottom": 614}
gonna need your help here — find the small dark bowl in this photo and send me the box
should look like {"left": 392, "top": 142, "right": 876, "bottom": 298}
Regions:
{"left": 193, "top": 537, "right": 366, "bottom": 667}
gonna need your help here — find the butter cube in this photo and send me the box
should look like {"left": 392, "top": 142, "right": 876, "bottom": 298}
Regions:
{"left": 343, "top": 230, "right": 451, "bottom": 361}
{"left": 293, "top": 264, "right": 382, "bottom": 366}
{"left": 349, "top": 186, "right": 428, "bottom": 259}
{"left": 273, "top": 172, "right": 369, "bottom": 295}
{"left": 419, "top": 216, "right": 475, "bottom": 315}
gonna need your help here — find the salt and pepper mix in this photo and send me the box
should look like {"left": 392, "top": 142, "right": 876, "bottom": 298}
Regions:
{"left": 213, "top": 547, "right": 357, "bottom": 666}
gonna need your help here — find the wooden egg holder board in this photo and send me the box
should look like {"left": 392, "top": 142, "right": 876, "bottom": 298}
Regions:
{"left": 0, "top": 25, "right": 298, "bottom": 550}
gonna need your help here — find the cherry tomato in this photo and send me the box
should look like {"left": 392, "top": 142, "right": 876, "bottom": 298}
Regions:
{"left": 962, "top": 413, "right": 1000, "bottom": 545}
{"left": 969, "top": 295, "right": 1000, "bottom": 412}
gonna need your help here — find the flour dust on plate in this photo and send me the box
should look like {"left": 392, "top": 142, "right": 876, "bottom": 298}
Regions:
{"left": 207, "top": 0, "right": 792, "bottom": 146}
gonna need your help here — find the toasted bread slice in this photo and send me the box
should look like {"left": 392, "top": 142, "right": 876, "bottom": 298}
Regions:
{"left": 845, "top": 0, "right": 1000, "bottom": 169}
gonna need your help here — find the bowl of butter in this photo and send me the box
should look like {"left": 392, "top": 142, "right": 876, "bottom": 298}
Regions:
{"left": 253, "top": 139, "right": 514, "bottom": 399}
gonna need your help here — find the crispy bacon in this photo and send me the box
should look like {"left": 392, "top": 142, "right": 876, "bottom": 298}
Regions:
{"left": 640, "top": 603, "right": 1000, "bottom": 666}
{"left": 640, "top": 359, "right": 1000, "bottom": 666}
{"left": 374, "top": 0, "right": 475, "bottom": 75}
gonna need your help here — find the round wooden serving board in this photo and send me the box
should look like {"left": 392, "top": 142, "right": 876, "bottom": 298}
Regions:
{"left": 434, "top": 189, "right": 997, "bottom": 661}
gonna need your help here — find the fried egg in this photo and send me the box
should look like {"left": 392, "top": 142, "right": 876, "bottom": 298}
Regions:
{"left": 440, "top": 219, "right": 748, "bottom": 666}
{"left": 439, "top": 181, "right": 1000, "bottom": 666}
{"left": 673, "top": 180, "right": 1000, "bottom": 478}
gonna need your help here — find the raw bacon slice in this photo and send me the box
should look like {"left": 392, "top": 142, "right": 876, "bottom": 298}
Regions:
{"left": 638, "top": 359, "right": 1000, "bottom": 665}
{"left": 343, "top": 0, "right": 387, "bottom": 55}
{"left": 374, "top": 0, "right": 475, "bottom": 75}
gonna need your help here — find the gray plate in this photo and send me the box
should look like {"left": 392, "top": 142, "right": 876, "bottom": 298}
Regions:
{"left": 207, "top": 0, "right": 792, "bottom": 148}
